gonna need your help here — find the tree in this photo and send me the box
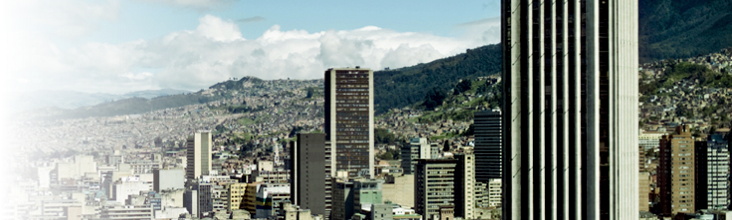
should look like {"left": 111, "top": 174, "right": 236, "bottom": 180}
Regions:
{"left": 423, "top": 88, "right": 447, "bottom": 110}
{"left": 306, "top": 88, "right": 314, "bottom": 99}
{"left": 443, "top": 140, "right": 450, "bottom": 152}
{"left": 453, "top": 80, "right": 473, "bottom": 95}
{"left": 379, "top": 151, "right": 393, "bottom": 160}
{"left": 375, "top": 129, "right": 396, "bottom": 144}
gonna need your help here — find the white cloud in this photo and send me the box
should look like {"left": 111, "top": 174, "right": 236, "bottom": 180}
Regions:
{"left": 141, "top": 0, "right": 236, "bottom": 11}
{"left": 196, "top": 15, "right": 244, "bottom": 42}
{"left": 456, "top": 17, "right": 501, "bottom": 46}
{"left": 4, "top": 0, "right": 120, "bottom": 39}
{"left": 123, "top": 72, "right": 154, "bottom": 80}
{"left": 5, "top": 15, "right": 501, "bottom": 94}
{"left": 6, "top": 30, "right": 72, "bottom": 74}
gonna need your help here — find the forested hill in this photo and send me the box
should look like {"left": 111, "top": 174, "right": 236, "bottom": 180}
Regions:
{"left": 373, "top": 44, "right": 502, "bottom": 114}
{"left": 640, "top": 0, "right": 732, "bottom": 63}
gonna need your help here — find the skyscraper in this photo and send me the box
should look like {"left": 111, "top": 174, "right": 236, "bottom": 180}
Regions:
{"left": 694, "top": 133, "right": 729, "bottom": 211}
{"left": 290, "top": 133, "right": 329, "bottom": 217}
{"left": 474, "top": 110, "right": 502, "bottom": 183}
{"left": 186, "top": 131, "right": 212, "bottom": 180}
{"left": 325, "top": 67, "right": 375, "bottom": 178}
{"left": 414, "top": 159, "right": 456, "bottom": 220}
{"left": 413, "top": 156, "right": 477, "bottom": 220}
{"left": 658, "top": 125, "right": 695, "bottom": 215}
{"left": 501, "top": 0, "right": 639, "bottom": 219}
{"left": 454, "top": 153, "right": 476, "bottom": 220}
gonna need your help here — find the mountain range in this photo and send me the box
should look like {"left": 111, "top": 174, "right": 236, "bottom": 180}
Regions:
{"left": 639, "top": 0, "right": 732, "bottom": 62}
{"left": 12, "top": 89, "right": 191, "bottom": 112}
{"left": 18, "top": 0, "right": 732, "bottom": 120}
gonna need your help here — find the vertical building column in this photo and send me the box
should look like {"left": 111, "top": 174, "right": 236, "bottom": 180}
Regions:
{"left": 585, "top": 0, "right": 601, "bottom": 218}
{"left": 368, "top": 70, "right": 375, "bottom": 178}
{"left": 559, "top": 0, "right": 571, "bottom": 219}
{"left": 569, "top": 0, "right": 582, "bottom": 218}
{"left": 611, "top": 0, "right": 639, "bottom": 219}
{"left": 523, "top": 0, "right": 536, "bottom": 218}
{"left": 547, "top": 0, "right": 559, "bottom": 219}
{"left": 502, "top": 0, "right": 524, "bottom": 219}
{"left": 533, "top": 0, "right": 547, "bottom": 218}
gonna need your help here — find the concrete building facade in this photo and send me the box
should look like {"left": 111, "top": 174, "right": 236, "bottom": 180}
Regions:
{"left": 659, "top": 125, "right": 695, "bottom": 215}
{"left": 401, "top": 138, "right": 433, "bottom": 175}
{"left": 255, "top": 183, "right": 291, "bottom": 219}
{"left": 186, "top": 131, "right": 212, "bottom": 180}
{"left": 352, "top": 179, "right": 383, "bottom": 215}
{"left": 325, "top": 67, "right": 375, "bottom": 178}
{"left": 501, "top": 0, "right": 639, "bottom": 219}
{"left": 153, "top": 169, "right": 184, "bottom": 192}
{"left": 414, "top": 159, "right": 456, "bottom": 220}
{"left": 488, "top": 178, "right": 502, "bottom": 208}
{"left": 332, "top": 178, "right": 383, "bottom": 220}
{"left": 228, "top": 183, "right": 248, "bottom": 211}
{"left": 454, "top": 153, "right": 475, "bottom": 220}
{"left": 332, "top": 180, "right": 354, "bottom": 220}
{"left": 290, "top": 133, "right": 329, "bottom": 218}
{"left": 639, "top": 172, "right": 650, "bottom": 212}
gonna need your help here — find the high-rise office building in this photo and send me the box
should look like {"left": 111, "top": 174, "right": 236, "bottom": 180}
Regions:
{"left": 454, "top": 153, "right": 475, "bottom": 220}
{"left": 401, "top": 138, "right": 434, "bottom": 175}
{"left": 414, "top": 159, "right": 456, "bottom": 220}
{"left": 658, "top": 125, "right": 695, "bottom": 215}
{"left": 290, "top": 133, "right": 329, "bottom": 217}
{"left": 186, "top": 131, "right": 212, "bottom": 180}
{"left": 325, "top": 67, "right": 375, "bottom": 178}
{"left": 501, "top": 0, "right": 639, "bottom": 219}
{"left": 474, "top": 110, "right": 502, "bottom": 183}
{"left": 695, "top": 134, "right": 729, "bottom": 210}
{"left": 404, "top": 155, "right": 476, "bottom": 220}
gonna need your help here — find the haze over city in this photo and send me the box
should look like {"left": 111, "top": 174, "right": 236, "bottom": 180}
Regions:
{"left": 2, "top": 0, "right": 500, "bottom": 94}
{"left": 2, "top": 0, "right": 732, "bottom": 220}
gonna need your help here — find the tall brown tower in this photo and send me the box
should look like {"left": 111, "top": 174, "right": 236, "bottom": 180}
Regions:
{"left": 324, "top": 67, "right": 374, "bottom": 178}
{"left": 658, "top": 125, "right": 695, "bottom": 215}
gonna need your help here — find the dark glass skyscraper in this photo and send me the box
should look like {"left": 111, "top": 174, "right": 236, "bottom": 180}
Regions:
{"left": 474, "top": 110, "right": 502, "bottom": 183}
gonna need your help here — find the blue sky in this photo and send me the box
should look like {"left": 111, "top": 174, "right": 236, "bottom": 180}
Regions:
{"left": 1, "top": 0, "right": 501, "bottom": 94}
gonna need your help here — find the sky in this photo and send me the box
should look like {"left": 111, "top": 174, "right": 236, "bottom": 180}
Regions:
{"left": 0, "top": 0, "right": 501, "bottom": 95}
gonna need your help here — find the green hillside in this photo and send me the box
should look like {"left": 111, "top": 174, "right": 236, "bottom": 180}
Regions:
{"left": 374, "top": 44, "right": 502, "bottom": 114}
{"left": 640, "top": 0, "right": 732, "bottom": 62}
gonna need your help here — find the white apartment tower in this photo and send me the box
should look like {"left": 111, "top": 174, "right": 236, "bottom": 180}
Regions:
{"left": 186, "top": 131, "right": 212, "bottom": 180}
{"left": 501, "top": 0, "right": 639, "bottom": 219}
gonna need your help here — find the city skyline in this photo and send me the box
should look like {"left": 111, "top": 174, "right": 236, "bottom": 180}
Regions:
{"left": 3, "top": 1, "right": 732, "bottom": 220}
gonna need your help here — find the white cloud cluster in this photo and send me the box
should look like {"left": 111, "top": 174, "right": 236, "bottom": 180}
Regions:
{"left": 4, "top": 14, "right": 500, "bottom": 94}
{"left": 4, "top": 0, "right": 120, "bottom": 39}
